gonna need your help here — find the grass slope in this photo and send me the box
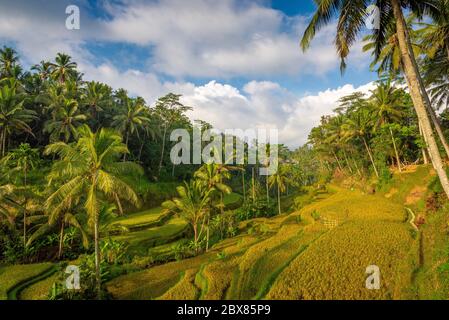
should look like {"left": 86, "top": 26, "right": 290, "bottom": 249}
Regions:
{"left": 0, "top": 263, "right": 53, "bottom": 300}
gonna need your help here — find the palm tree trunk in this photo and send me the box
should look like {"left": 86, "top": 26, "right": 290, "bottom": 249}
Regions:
{"left": 158, "top": 125, "right": 168, "bottom": 176}
{"left": 392, "top": 0, "right": 449, "bottom": 198}
{"left": 23, "top": 208, "right": 26, "bottom": 247}
{"left": 277, "top": 183, "right": 281, "bottom": 215}
{"left": 123, "top": 131, "right": 130, "bottom": 161}
{"left": 418, "top": 121, "right": 429, "bottom": 165}
{"left": 343, "top": 150, "right": 353, "bottom": 173}
{"left": 266, "top": 176, "right": 269, "bottom": 204}
{"left": 206, "top": 215, "right": 210, "bottom": 252}
{"left": 1, "top": 130, "right": 6, "bottom": 157}
{"left": 242, "top": 170, "right": 246, "bottom": 202}
{"left": 114, "top": 193, "right": 124, "bottom": 216}
{"left": 252, "top": 167, "right": 255, "bottom": 203}
{"left": 138, "top": 141, "right": 144, "bottom": 162}
{"left": 94, "top": 213, "right": 101, "bottom": 299}
{"left": 389, "top": 127, "right": 402, "bottom": 172}
{"left": 193, "top": 224, "right": 198, "bottom": 253}
{"left": 362, "top": 137, "right": 379, "bottom": 178}
{"left": 58, "top": 223, "right": 64, "bottom": 259}
{"left": 332, "top": 150, "right": 343, "bottom": 171}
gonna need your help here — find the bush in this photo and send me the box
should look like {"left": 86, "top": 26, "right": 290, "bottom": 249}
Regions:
{"left": 235, "top": 199, "right": 276, "bottom": 221}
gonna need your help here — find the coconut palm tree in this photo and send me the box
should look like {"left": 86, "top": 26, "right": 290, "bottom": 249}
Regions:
{"left": 1, "top": 143, "right": 40, "bottom": 245}
{"left": 31, "top": 60, "right": 52, "bottom": 81}
{"left": 112, "top": 98, "right": 151, "bottom": 160}
{"left": 43, "top": 98, "right": 87, "bottom": 142}
{"left": 0, "top": 84, "right": 36, "bottom": 156}
{"left": 194, "top": 162, "right": 232, "bottom": 250}
{"left": 162, "top": 180, "right": 213, "bottom": 253}
{"left": 342, "top": 109, "right": 379, "bottom": 178}
{"left": 49, "top": 53, "right": 77, "bottom": 84}
{"left": 369, "top": 81, "right": 406, "bottom": 171}
{"left": 44, "top": 125, "right": 142, "bottom": 298}
{"left": 417, "top": 0, "right": 449, "bottom": 61}
{"left": 268, "top": 164, "right": 290, "bottom": 215}
{"left": 300, "top": 0, "right": 449, "bottom": 197}
{"left": 0, "top": 47, "right": 19, "bottom": 78}
{"left": 81, "top": 81, "right": 112, "bottom": 124}
{"left": 363, "top": 15, "right": 449, "bottom": 160}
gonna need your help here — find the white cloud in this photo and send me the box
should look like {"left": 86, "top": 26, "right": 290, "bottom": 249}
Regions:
{"left": 180, "top": 80, "right": 376, "bottom": 148}
{"left": 0, "top": 0, "right": 375, "bottom": 148}
{"left": 0, "top": 0, "right": 369, "bottom": 78}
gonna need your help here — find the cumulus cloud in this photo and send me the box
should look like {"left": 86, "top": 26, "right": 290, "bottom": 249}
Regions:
{"left": 181, "top": 80, "right": 376, "bottom": 148}
{"left": 0, "top": 0, "right": 368, "bottom": 78}
{"left": 0, "top": 0, "right": 375, "bottom": 148}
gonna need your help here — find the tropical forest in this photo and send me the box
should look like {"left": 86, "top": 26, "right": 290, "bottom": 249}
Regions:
{"left": 1, "top": 0, "right": 449, "bottom": 301}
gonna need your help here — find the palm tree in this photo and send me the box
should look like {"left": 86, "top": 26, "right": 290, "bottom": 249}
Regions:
{"left": 301, "top": 0, "right": 449, "bottom": 198}
{"left": 82, "top": 81, "right": 112, "bottom": 124}
{"left": 194, "top": 162, "right": 232, "bottom": 251}
{"left": 417, "top": 0, "right": 449, "bottom": 61}
{"left": 369, "top": 81, "right": 406, "bottom": 171}
{"left": 0, "top": 84, "right": 36, "bottom": 156}
{"left": 28, "top": 201, "right": 89, "bottom": 260}
{"left": 363, "top": 16, "right": 449, "bottom": 160}
{"left": 44, "top": 125, "right": 142, "bottom": 297}
{"left": 31, "top": 60, "right": 52, "bottom": 80}
{"left": 342, "top": 109, "right": 379, "bottom": 178}
{"left": 44, "top": 98, "right": 87, "bottom": 142}
{"left": 0, "top": 47, "right": 19, "bottom": 78}
{"left": 1, "top": 143, "right": 40, "bottom": 245}
{"left": 162, "top": 180, "right": 213, "bottom": 253}
{"left": 112, "top": 98, "right": 151, "bottom": 160}
{"left": 49, "top": 53, "right": 77, "bottom": 83}
{"left": 268, "top": 164, "right": 290, "bottom": 215}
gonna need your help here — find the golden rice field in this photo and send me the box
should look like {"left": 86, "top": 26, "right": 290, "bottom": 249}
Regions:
{"left": 0, "top": 263, "right": 54, "bottom": 300}
{"left": 106, "top": 184, "right": 419, "bottom": 300}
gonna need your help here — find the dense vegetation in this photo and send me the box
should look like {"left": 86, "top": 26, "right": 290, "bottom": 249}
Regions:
{"left": 1, "top": 0, "right": 449, "bottom": 300}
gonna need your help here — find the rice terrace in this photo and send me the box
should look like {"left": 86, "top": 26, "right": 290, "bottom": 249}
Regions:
{"left": 1, "top": 0, "right": 449, "bottom": 303}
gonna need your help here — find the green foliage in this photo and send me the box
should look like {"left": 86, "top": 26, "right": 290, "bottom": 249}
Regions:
{"left": 235, "top": 199, "right": 276, "bottom": 221}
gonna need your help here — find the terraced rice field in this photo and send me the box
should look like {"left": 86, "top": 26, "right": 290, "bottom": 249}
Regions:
{"left": 8, "top": 185, "right": 419, "bottom": 300}
{"left": 0, "top": 263, "right": 54, "bottom": 300}
{"left": 107, "top": 186, "right": 418, "bottom": 300}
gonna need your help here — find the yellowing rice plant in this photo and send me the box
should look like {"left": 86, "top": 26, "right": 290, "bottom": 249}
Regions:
{"left": 158, "top": 269, "right": 200, "bottom": 300}
{"left": 106, "top": 251, "right": 214, "bottom": 299}
{"left": 266, "top": 221, "right": 414, "bottom": 300}
{"left": 0, "top": 263, "right": 53, "bottom": 300}
{"left": 19, "top": 272, "right": 58, "bottom": 300}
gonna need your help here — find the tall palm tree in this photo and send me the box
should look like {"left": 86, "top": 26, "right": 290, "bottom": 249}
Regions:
{"left": 268, "top": 164, "right": 290, "bottom": 215}
{"left": 369, "top": 81, "right": 406, "bottom": 171}
{"left": 44, "top": 125, "right": 142, "bottom": 297}
{"left": 49, "top": 53, "right": 77, "bottom": 84}
{"left": 162, "top": 180, "right": 213, "bottom": 253}
{"left": 301, "top": 0, "right": 449, "bottom": 198}
{"left": 43, "top": 98, "right": 87, "bottom": 142}
{"left": 82, "top": 81, "right": 112, "bottom": 123}
{"left": 194, "top": 162, "right": 232, "bottom": 251}
{"left": 342, "top": 109, "right": 379, "bottom": 178}
{"left": 112, "top": 99, "right": 151, "bottom": 160}
{"left": 417, "top": 0, "right": 449, "bottom": 61}
{"left": 1, "top": 143, "right": 40, "bottom": 245}
{"left": 363, "top": 15, "right": 449, "bottom": 160}
{"left": 31, "top": 60, "right": 52, "bottom": 81}
{"left": 0, "top": 84, "right": 36, "bottom": 156}
{"left": 0, "top": 47, "right": 19, "bottom": 78}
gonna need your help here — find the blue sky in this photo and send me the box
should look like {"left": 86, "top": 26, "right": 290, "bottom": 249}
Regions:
{"left": 0, "top": 0, "right": 378, "bottom": 147}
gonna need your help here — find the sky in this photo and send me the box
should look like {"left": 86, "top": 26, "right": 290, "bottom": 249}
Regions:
{"left": 0, "top": 0, "right": 379, "bottom": 148}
